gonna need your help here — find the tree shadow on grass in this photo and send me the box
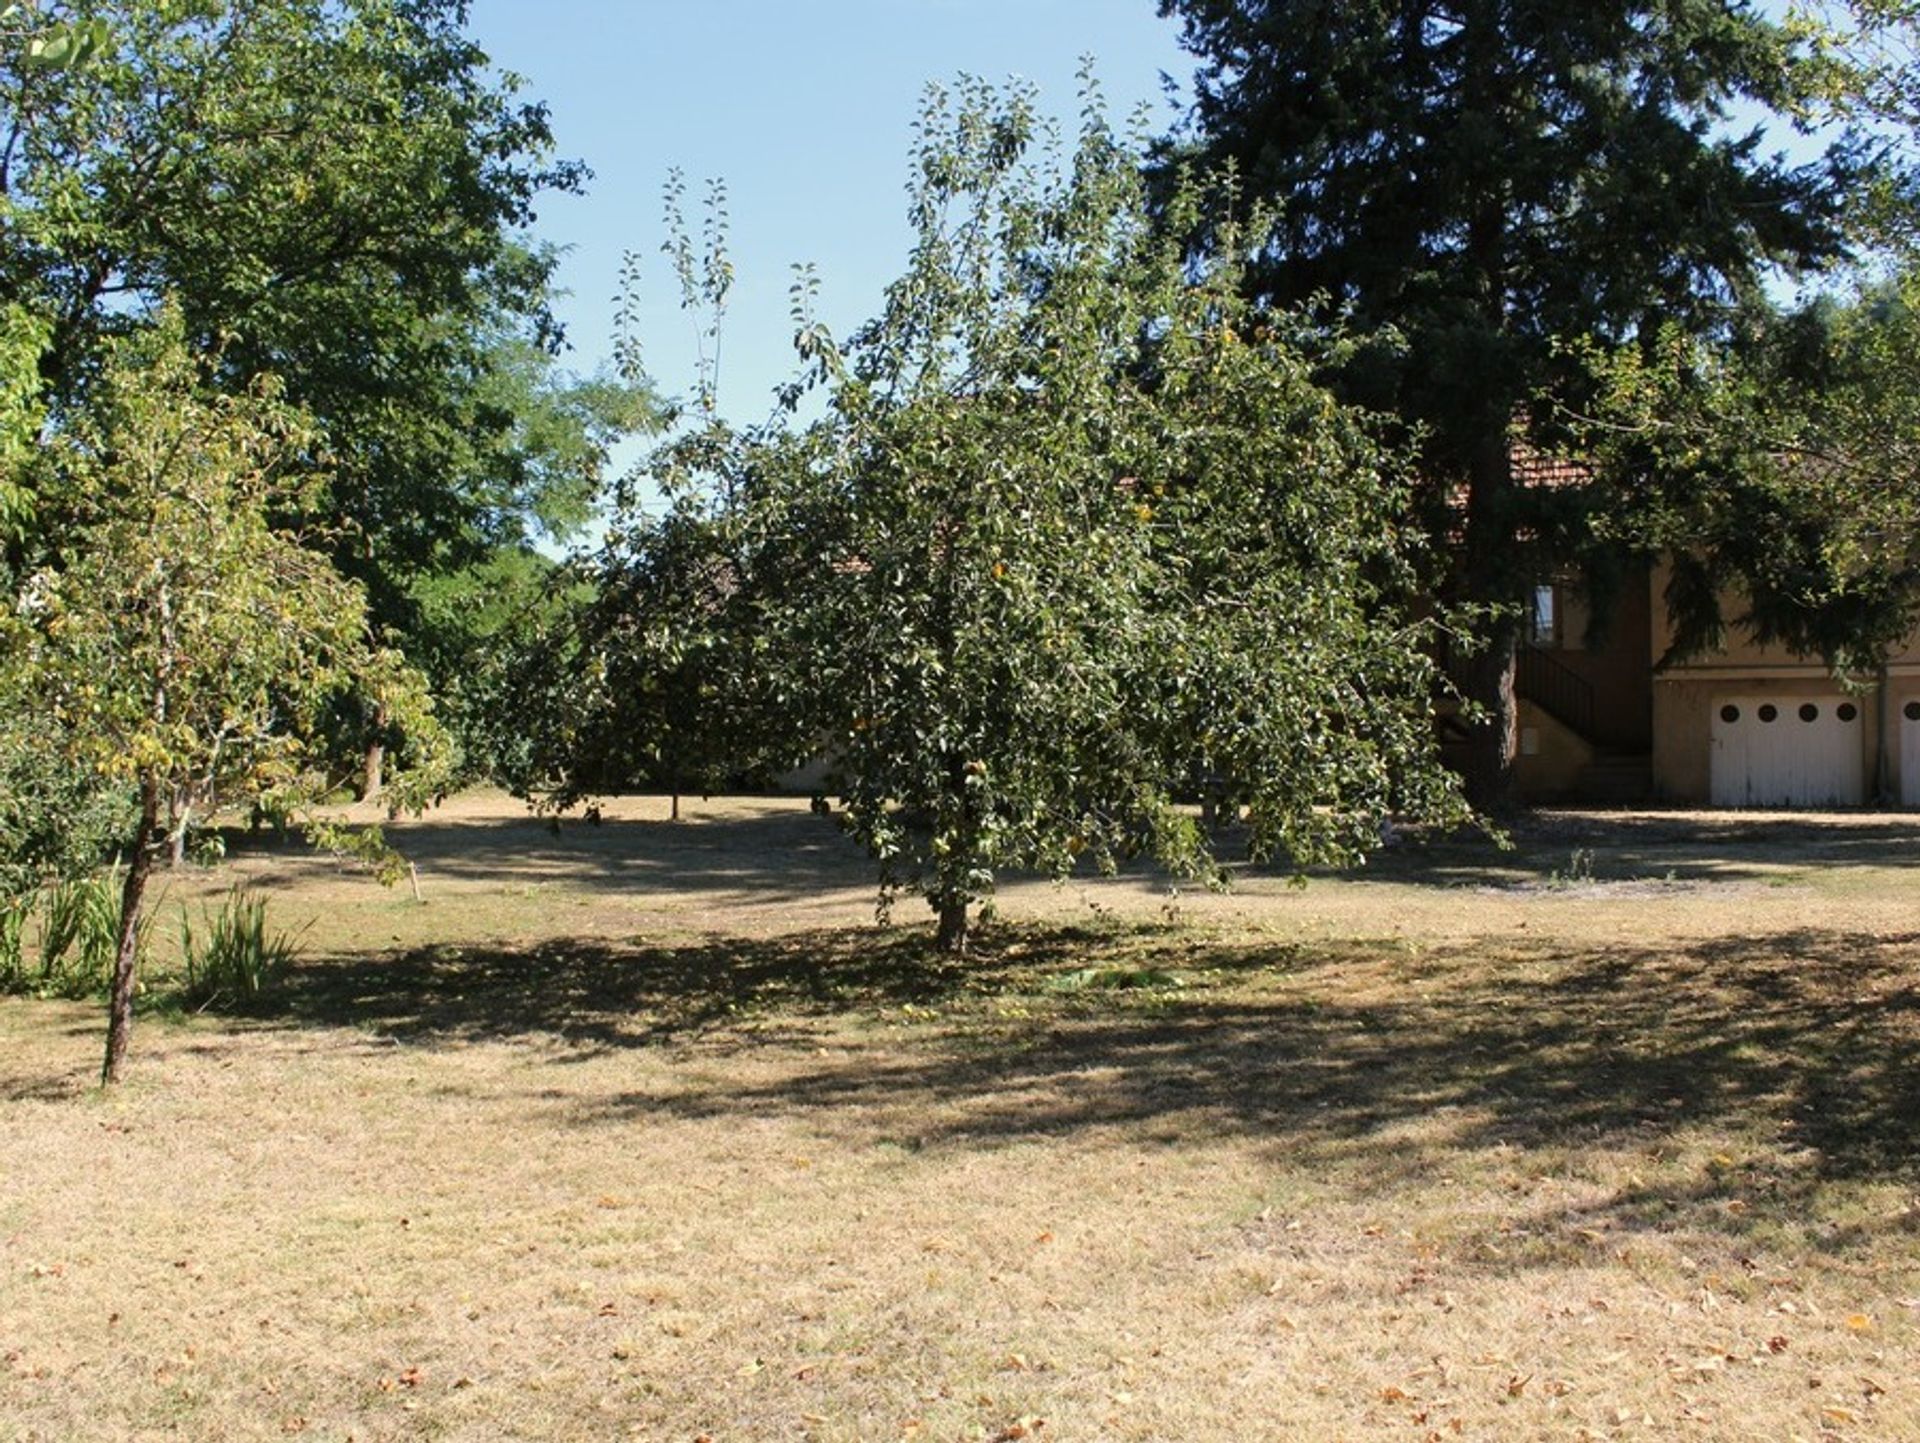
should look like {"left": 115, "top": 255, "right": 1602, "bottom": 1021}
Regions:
{"left": 216, "top": 800, "right": 888, "bottom": 904}
{"left": 270, "top": 924, "right": 1106, "bottom": 1052}
{"left": 267, "top": 920, "right": 1920, "bottom": 1228}
{"left": 1339, "top": 809, "right": 1920, "bottom": 889}
{"left": 208, "top": 797, "right": 1920, "bottom": 921}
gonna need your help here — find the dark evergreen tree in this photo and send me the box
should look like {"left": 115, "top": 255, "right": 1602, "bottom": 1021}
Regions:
{"left": 1159, "top": 0, "right": 1861, "bottom": 806}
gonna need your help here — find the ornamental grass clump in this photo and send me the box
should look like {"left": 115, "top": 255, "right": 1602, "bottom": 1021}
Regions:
{"left": 0, "top": 890, "right": 28, "bottom": 990}
{"left": 35, "top": 870, "right": 123, "bottom": 998}
{"left": 179, "top": 886, "right": 303, "bottom": 1010}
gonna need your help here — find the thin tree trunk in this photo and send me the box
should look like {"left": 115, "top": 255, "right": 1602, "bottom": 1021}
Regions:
{"left": 167, "top": 792, "right": 190, "bottom": 868}
{"left": 934, "top": 897, "right": 969, "bottom": 955}
{"left": 360, "top": 738, "right": 385, "bottom": 802}
{"left": 359, "top": 701, "right": 389, "bottom": 802}
{"left": 1462, "top": 615, "right": 1521, "bottom": 812}
{"left": 1874, "top": 664, "right": 1893, "bottom": 804}
{"left": 1460, "top": 424, "right": 1522, "bottom": 814}
{"left": 101, "top": 780, "right": 159, "bottom": 1086}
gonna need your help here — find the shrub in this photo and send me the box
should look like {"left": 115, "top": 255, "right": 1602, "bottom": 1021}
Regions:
{"left": 179, "top": 887, "right": 302, "bottom": 1009}
{"left": 0, "top": 891, "right": 29, "bottom": 991}
{"left": 36, "top": 869, "right": 124, "bottom": 998}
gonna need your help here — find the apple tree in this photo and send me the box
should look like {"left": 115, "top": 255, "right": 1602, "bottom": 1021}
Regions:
{"left": 584, "top": 78, "right": 1469, "bottom": 952}
{"left": 7, "top": 318, "right": 448, "bottom": 1081}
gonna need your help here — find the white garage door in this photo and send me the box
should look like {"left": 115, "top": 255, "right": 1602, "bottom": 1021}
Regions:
{"left": 1710, "top": 696, "right": 1864, "bottom": 807}
{"left": 1899, "top": 699, "right": 1920, "bottom": 807}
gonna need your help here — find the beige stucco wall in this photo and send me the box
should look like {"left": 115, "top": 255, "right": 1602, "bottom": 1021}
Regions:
{"left": 1514, "top": 699, "right": 1596, "bottom": 800}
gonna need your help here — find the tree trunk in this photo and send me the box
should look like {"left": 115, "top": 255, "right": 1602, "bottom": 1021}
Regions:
{"left": 358, "top": 701, "right": 389, "bottom": 802}
{"left": 1459, "top": 417, "right": 1524, "bottom": 813}
{"left": 167, "top": 791, "right": 190, "bottom": 868}
{"left": 1462, "top": 615, "right": 1521, "bottom": 812}
{"left": 934, "top": 897, "right": 969, "bottom": 955}
{"left": 1453, "top": 5, "right": 1523, "bottom": 815}
{"left": 360, "top": 738, "right": 385, "bottom": 803}
{"left": 101, "top": 781, "right": 159, "bottom": 1086}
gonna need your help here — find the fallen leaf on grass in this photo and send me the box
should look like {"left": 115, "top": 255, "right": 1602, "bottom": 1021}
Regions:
{"left": 1845, "top": 1314, "right": 1874, "bottom": 1334}
{"left": 1822, "top": 1406, "right": 1859, "bottom": 1424}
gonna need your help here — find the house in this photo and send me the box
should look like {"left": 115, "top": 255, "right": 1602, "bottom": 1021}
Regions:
{"left": 1508, "top": 561, "right": 1916, "bottom": 808}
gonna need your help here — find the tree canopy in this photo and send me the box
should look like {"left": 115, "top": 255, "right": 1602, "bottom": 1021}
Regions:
{"left": 1577, "top": 266, "right": 1920, "bottom": 685}
{"left": 0, "top": 0, "right": 593, "bottom": 616}
{"left": 1, "top": 0, "right": 642, "bottom": 806}
{"left": 541, "top": 78, "right": 1469, "bottom": 951}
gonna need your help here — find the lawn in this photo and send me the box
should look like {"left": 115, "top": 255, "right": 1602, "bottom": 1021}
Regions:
{"left": 3, "top": 794, "right": 1917, "bottom": 1442}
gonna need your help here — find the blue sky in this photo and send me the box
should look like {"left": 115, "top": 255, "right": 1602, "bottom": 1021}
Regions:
{"left": 466, "top": 2, "right": 1194, "bottom": 425}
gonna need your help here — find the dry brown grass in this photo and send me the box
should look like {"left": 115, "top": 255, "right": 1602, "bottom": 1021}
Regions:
{"left": 3, "top": 793, "right": 1919, "bottom": 1442}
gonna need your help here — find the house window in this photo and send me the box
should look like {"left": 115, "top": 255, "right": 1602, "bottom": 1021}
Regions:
{"left": 1531, "top": 584, "right": 1557, "bottom": 646}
